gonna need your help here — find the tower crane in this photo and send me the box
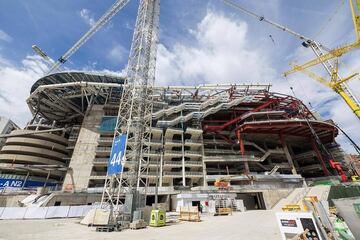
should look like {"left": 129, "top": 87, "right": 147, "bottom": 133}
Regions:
{"left": 284, "top": 0, "right": 360, "bottom": 75}
{"left": 101, "top": 0, "right": 160, "bottom": 227}
{"left": 46, "top": 0, "right": 131, "bottom": 75}
{"left": 222, "top": 0, "right": 360, "bottom": 120}
{"left": 40, "top": 0, "right": 160, "bottom": 228}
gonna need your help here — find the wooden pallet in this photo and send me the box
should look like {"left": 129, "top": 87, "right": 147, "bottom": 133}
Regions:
{"left": 179, "top": 207, "right": 200, "bottom": 222}
{"left": 215, "top": 208, "right": 232, "bottom": 216}
{"left": 96, "top": 225, "right": 115, "bottom": 232}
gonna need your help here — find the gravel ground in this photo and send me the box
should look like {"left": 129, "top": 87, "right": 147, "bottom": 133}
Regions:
{"left": 0, "top": 210, "right": 282, "bottom": 240}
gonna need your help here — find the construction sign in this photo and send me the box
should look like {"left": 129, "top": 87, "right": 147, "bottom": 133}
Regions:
{"left": 107, "top": 134, "right": 127, "bottom": 175}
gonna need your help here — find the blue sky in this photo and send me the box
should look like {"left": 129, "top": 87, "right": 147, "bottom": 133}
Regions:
{"left": 0, "top": 0, "right": 359, "bottom": 153}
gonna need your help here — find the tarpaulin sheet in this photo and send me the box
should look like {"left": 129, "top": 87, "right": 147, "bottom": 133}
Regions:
{"left": 24, "top": 207, "right": 48, "bottom": 219}
{"left": 45, "top": 206, "right": 70, "bottom": 219}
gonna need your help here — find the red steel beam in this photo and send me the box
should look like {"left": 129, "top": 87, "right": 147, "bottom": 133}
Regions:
{"left": 311, "top": 139, "right": 331, "bottom": 176}
{"left": 204, "top": 98, "right": 280, "bottom": 132}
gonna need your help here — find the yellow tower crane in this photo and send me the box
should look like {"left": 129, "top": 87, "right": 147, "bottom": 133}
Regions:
{"left": 290, "top": 61, "right": 359, "bottom": 117}
{"left": 222, "top": 0, "right": 360, "bottom": 120}
{"left": 284, "top": 0, "right": 360, "bottom": 76}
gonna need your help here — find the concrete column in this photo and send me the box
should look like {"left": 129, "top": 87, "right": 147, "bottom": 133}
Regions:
{"left": 288, "top": 145, "right": 300, "bottom": 169}
{"left": 62, "top": 105, "right": 104, "bottom": 192}
{"left": 200, "top": 131, "right": 208, "bottom": 187}
{"left": 181, "top": 112, "right": 186, "bottom": 187}
{"left": 279, "top": 134, "right": 297, "bottom": 175}
{"left": 159, "top": 132, "right": 164, "bottom": 187}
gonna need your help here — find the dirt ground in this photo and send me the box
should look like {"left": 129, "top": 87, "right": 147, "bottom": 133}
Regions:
{"left": 0, "top": 210, "right": 282, "bottom": 240}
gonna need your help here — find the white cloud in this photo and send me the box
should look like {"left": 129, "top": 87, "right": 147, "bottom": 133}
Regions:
{"left": 0, "top": 30, "right": 12, "bottom": 42}
{"left": 155, "top": 10, "right": 359, "bottom": 154}
{"left": 0, "top": 53, "right": 126, "bottom": 128}
{"left": 107, "top": 44, "right": 127, "bottom": 64}
{"left": 0, "top": 55, "right": 48, "bottom": 127}
{"left": 156, "top": 11, "right": 276, "bottom": 86}
{"left": 79, "top": 9, "right": 95, "bottom": 27}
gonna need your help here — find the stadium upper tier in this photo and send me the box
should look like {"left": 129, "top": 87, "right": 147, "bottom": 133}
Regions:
{"left": 28, "top": 71, "right": 125, "bottom": 124}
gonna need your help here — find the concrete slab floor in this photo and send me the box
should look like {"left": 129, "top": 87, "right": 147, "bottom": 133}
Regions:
{"left": 0, "top": 210, "right": 282, "bottom": 240}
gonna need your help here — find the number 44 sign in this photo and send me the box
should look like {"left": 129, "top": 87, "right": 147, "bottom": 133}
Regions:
{"left": 107, "top": 134, "right": 127, "bottom": 175}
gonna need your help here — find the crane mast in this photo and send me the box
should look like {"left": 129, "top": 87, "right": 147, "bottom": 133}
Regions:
{"left": 223, "top": 0, "right": 360, "bottom": 119}
{"left": 101, "top": 0, "right": 160, "bottom": 224}
{"left": 46, "top": 0, "right": 130, "bottom": 75}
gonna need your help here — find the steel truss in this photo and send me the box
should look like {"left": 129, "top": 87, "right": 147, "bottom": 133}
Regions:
{"left": 101, "top": 0, "right": 160, "bottom": 222}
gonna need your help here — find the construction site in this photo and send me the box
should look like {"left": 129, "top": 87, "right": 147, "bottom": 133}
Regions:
{"left": 0, "top": 0, "right": 360, "bottom": 239}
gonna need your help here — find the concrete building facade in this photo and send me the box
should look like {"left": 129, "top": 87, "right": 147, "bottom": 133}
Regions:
{"left": 0, "top": 120, "right": 68, "bottom": 189}
{"left": 0, "top": 117, "right": 18, "bottom": 149}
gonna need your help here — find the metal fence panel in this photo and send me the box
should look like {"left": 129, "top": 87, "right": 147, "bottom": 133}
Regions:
{"left": 0, "top": 207, "right": 5, "bottom": 217}
{"left": 24, "top": 207, "right": 48, "bottom": 219}
{"left": 45, "top": 206, "right": 70, "bottom": 219}
{"left": 67, "top": 206, "right": 85, "bottom": 218}
{"left": 1, "top": 207, "right": 27, "bottom": 219}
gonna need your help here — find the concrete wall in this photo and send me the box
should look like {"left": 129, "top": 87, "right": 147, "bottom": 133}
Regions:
{"left": 62, "top": 105, "right": 104, "bottom": 192}
{"left": 262, "top": 189, "right": 293, "bottom": 209}
{"left": 44, "top": 193, "right": 101, "bottom": 207}
{"left": 0, "top": 194, "right": 28, "bottom": 207}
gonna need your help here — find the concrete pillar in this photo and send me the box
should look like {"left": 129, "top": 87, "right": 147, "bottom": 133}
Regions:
{"left": 279, "top": 134, "right": 297, "bottom": 175}
{"left": 200, "top": 131, "right": 208, "bottom": 187}
{"left": 159, "top": 133, "right": 164, "bottom": 187}
{"left": 288, "top": 145, "right": 300, "bottom": 169}
{"left": 62, "top": 105, "right": 104, "bottom": 192}
{"left": 181, "top": 112, "right": 186, "bottom": 187}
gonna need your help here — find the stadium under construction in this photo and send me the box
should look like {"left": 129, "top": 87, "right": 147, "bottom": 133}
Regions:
{"left": 0, "top": 71, "right": 348, "bottom": 209}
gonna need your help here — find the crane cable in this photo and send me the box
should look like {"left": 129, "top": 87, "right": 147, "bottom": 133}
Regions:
{"left": 288, "top": 83, "right": 333, "bottom": 160}
{"left": 312, "top": 0, "right": 346, "bottom": 39}
{"left": 291, "top": 0, "right": 346, "bottom": 69}
{"left": 335, "top": 124, "right": 360, "bottom": 154}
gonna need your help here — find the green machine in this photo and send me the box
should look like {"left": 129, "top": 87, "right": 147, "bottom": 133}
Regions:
{"left": 149, "top": 209, "right": 166, "bottom": 227}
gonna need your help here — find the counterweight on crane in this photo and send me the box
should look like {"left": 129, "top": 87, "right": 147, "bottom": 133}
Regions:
{"left": 101, "top": 0, "right": 160, "bottom": 226}
{"left": 222, "top": 0, "right": 360, "bottom": 120}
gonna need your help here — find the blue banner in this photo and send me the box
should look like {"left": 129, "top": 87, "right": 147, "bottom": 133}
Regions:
{"left": 107, "top": 134, "right": 127, "bottom": 175}
{"left": 0, "top": 178, "right": 57, "bottom": 189}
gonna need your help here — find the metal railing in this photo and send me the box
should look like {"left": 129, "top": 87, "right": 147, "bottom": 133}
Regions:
{"left": 163, "top": 161, "right": 182, "bottom": 166}
{"left": 96, "top": 147, "right": 111, "bottom": 152}
{"left": 185, "top": 139, "right": 202, "bottom": 144}
{"left": 163, "top": 171, "right": 182, "bottom": 176}
{"left": 184, "top": 151, "right": 202, "bottom": 156}
{"left": 164, "top": 140, "right": 183, "bottom": 144}
{"left": 185, "top": 172, "right": 203, "bottom": 176}
{"left": 93, "top": 158, "right": 108, "bottom": 163}
{"left": 185, "top": 161, "right": 203, "bottom": 166}
{"left": 98, "top": 137, "right": 113, "bottom": 142}
{"left": 164, "top": 151, "right": 183, "bottom": 155}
